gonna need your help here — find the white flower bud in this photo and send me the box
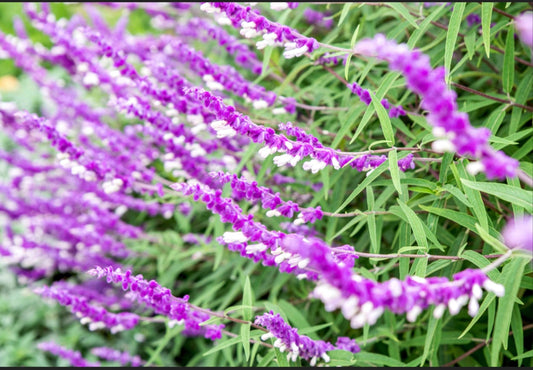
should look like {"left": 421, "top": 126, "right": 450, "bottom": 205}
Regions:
{"left": 433, "top": 304, "right": 446, "bottom": 319}
{"left": 222, "top": 231, "right": 248, "bottom": 243}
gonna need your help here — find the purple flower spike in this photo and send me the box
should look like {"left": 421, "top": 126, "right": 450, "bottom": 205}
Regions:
{"left": 256, "top": 311, "right": 360, "bottom": 365}
{"left": 348, "top": 82, "right": 406, "bottom": 117}
{"left": 202, "top": 2, "right": 320, "bottom": 59}
{"left": 87, "top": 266, "right": 225, "bottom": 340}
{"left": 91, "top": 347, "right": 143, "bottom": 367}
{"left": 397, "top": 153, "right": 415, "bottom": 172}
{"left": 36, "top": 283, "right": 140, "bottom": 333}
{"left": 38, "top": 341, "right": 100, "bottom": 367}
{"left": 335, "top": 337, "right": 361, "bottom": 354}
{"left": 256, "top": 311, "right": 355, "bottom": 365}
{"left": 354, "top": 34, "right": 519, "bottom": 179}
{"left": 303, "top": 8, "right": 333, "bottom": 29}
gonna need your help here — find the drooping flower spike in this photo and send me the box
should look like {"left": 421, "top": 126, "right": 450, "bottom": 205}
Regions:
{"left": 256, "top": 310, "right": 360, "bottom": 366}
{"left": 37, "top": 341, "right": 101, "bottom": 367}
{"left": 35, "top": 283, "right": 140, "bottom": 333}
{"left": 354, "top": 34, "right": 519, "bottom": 179}
{"left": 87, "top": 266, "right": 225, "bottom": 341}
{"left": 201, "top": 2, "right": 320, "bottom": 59}
{"left": 90, "top": 347, "right": 144, "bottom": 367}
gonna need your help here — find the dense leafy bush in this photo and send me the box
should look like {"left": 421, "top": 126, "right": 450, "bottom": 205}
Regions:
{"left": 0, "top": 2, "right": 532, "bottom": 367}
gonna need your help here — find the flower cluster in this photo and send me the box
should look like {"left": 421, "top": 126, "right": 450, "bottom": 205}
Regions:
{"left": 173, "top": 17, "right": 263, "bottom": 74}
{"left": 37, "top": 341, "right": 100, "bottom": 367}
{"left": 348, "top": 82, "right": 406, "bottom": 118}
{"left": 90, "top": 347, "right": 143, "bottom": 367}
{"left": 201, "top": 2, "right": 320, "bottom": 59}
{"left": 501, "top": 215, "right": 533, "bottom": 253}
{"left": 210, "top": 171, "right": 323, "bottom": 224}
{"left": 279, "top": 234, "right": 504, "bottom": 328}
{"left": 303, "top": 8, "right": 333, "bottom": 29}
{"left": 354, "top": 34, "right": 520, "bottom": 179}
{"left": 87, "top": 266, "right": 225, "bottom": 341}
{"left": 0, "top": 3, "right": 528, "bottom": 367}
{"left": 35, "top": 283, "right": 140, "bottom": 333}
{"left": 256, "top": 311, "right": 359, "bottom": 366}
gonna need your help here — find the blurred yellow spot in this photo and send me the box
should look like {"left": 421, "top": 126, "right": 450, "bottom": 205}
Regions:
{"left": 0, "top": 75, "right": 19, "bottom": 92}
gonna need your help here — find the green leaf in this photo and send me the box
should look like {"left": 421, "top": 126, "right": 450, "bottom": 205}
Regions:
{"left": 512, "top": 350, "right": 533, "bottom": 361}
{"left": 388, "top": 150, "right": 402, "bottom": 195}
{"left": 387, "top": 3, "right": 419, "bottom": 29}
{"left": 367, "top": 187, "right": 378, "bottom": 254}
{"left": 444, "top": 2, "right": 465, "bottom": 84}
{"left": 273, "top": 344, "right": 290, "bottom": 367}
{"left": 510, "top": 70, "right": 533, "bottom": 133}
{"left": 350, "top": 23, "right": 360, "bottom": 49}
{"left": 342, "top": 24, "right": 360, "bottom": 80}
{"left": 458, "top": 293, "right": 497, "bottom": 339}
{"left": 321, "top": 169, "right": 331, "bottom": 201}
{"left": 461, "top": 179, "right": 533, "bottom": 213}
{"left": 397, "top": 199, "right": 428, "bottom": 250}
{"left": 511, "top": 304, "right": 524, "bottom": 366}
{"left": 502, "top": 26, "right": 515, "bottom": 93}
{"left": 474, "top": 223, "right": 508, "bottom": 254}
{"left": 371, "top": 92, "right": 394, "bottom": 146}
{"left": 298, "top": 322, "right": 333, "bottom": 336}
{"left": 408, "top": 3, "right": 448, "bottom": 48}
{"left": 146, "top": 325, "right": 183, "bottom": 366}
{"left": 240, "top": 324, "right": 251, "bottom": 362}
{"left": 441, "top": 184, "right": 472, "bottom": 207}
{"left": 481, "top": 2, "right": 493, "bottom": 58}
{"left": 491, "top": 257, "right": 528, "bottom": 366}
{"left": 241, "top": 276, "right": 253, "bottom": 361}
{"left": 334, "top": 161, "right": 389, "bottom": 214}
{"left": 257, "top": 351, "right": 276, "bottom": 367}
{"left": 203, "top": 336, "right": 243, "bottom": 357}
{"left": 350, "top": 72, "right": 399, "bottom": 144}
{"left": 455, "top": 162, "right": 489, "bottom": 231}
{"left": 261, "top": 46, "right": 274, "bottom": 78}
{"left": 419, "top": 205, "right": 499, "bottom": 239}
{"left": 327, "top": 350, "right": 356, "bottom": 366}
{"left": 338, "top": 3, "right": 353, "bottom": 26}
{"left": 464, "top": 26, "right": 477, "bottom": 60}
{"left": 234, "top": 144, "right": 259, "bottom": 175}
{"left": 420, "top": 312, "right": 441, "bottom": 366}
{"left": 331, "top": 104, "right": 366, "bottom": 149}
{"left": 344, "top": 52, "right": 353, "bottom": 81}
{"left": 278, "top": 299, "right": 311, "bottom": 330}
{"left": 356, "top": 351, "right": 406, "bottom": 367}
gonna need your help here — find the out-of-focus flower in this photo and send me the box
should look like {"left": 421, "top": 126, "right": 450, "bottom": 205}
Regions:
{"left": 0, "top": 75, "right": 19, "bottom": 92}
{"left": 515, "top": 12, "right": 533, "bottom": 49}
{"left": 502, "top": 215, "right": 533, "bottom": 253}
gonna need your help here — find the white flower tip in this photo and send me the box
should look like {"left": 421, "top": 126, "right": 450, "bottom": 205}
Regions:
{"left": 466, "top": 161, "right": 485, "bottom": 176}
{"left": 483, "top": 279, "right": 505, "bottom": 297}
{"left": 432, "top": 139, "right": 456, "bottom": 153}
{"left": 221, "top": 231, "right": 248, "bottom": 244}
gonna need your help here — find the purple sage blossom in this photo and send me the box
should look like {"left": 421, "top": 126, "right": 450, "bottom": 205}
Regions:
{"left": 87, "top": 266, "right": 225, "bottom": 340}
{"left": 501, "top": 215, "right": 533, "bottom": 253}
{"left": 348, "top": 82, "right": 406, "bottom": 118}
{"left": 354, "top": 34, "right": 519, "bottom": 179}
{"left": 38, "top": 341, "right": 100, "bottom": 367}
{"left": 255, "top": 311, "right": 359, "bottom": 365}
{"left": 90, "top": 347, "right": 143, "bottom": 367}
{"left": 35, "top": 283, "right": 140, "bottom": 333}
{"left": 515, "top": 12, "right": 533, "bottom": 49}
{"left": 303, "top": 8, "right": 333, "bottom": 29}
{"left": 201, "top": 2, "right": 320, "bottom": 59}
